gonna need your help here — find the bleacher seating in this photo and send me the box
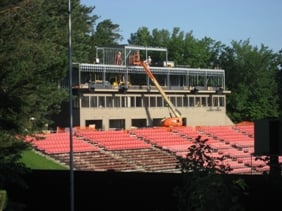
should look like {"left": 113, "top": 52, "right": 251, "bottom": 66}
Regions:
{"left": 76, "top": 130, "right": 152, "bottom": 150}
{"left": 115, "top": 149, "right": 179, "bottom": 172}
{"left": 24, "top": 125, "right": 282, "bottom": 174}
{"left": 26, "top": 133, "right": 100, "bottom": 154}
{"left": 52, "top": 151, "right": 140, "bottom": 171}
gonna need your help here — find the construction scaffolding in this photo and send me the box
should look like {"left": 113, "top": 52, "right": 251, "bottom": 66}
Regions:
{"left": 95, "top": 45, "right": 168, "bottom": 66}
{"left": 66, "top": 45, "right": 226, "bottom": 92}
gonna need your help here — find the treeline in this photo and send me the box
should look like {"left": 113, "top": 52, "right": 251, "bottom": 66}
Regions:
{"left": 0, "top": 1, "right": 282, "bottom": 207}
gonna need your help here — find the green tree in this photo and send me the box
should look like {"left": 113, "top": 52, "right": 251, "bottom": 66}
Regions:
{"left": 72, "top": 2, "right": 99, "bottom": 63}
{"left": 167, "top": 27, "right": 185, "bottom": 65}
{"left": 128, "top": 27, "right": 224, "bottom": 69}
{"left": 0, "top": 0, "right": 122, "bottom": 180}
{"left": 181, "top": 33, "right": 222, "bottom": 68}
{"left": 151, "top": 28, "right": 171, "bottom": 47}
{"left": 128, "top": 26, "right": 152, "bottom": 46}
{"left": 275, "top": 49, "right": 282, "bottom": 112}
{"left": 175, "top": 136, "right": 248, "bottom": 211}
{"left": 0, "top": 0, "right": 66, "bottom": 204}
{"left": 92, "top": 19, "right": 123, "bottom": 47}
{"left": 0, "top": 0, "right": 99, "bottom": 207}
{"left": 88, "top": 18, "right": 123, "bottom": 63}
{"left": 221, "top": 40, "right": 280, "bottom": 122}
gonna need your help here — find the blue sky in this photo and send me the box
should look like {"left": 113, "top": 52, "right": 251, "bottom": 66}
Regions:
{"left": 81, "top": 0, "right": 281, "bottom": 52}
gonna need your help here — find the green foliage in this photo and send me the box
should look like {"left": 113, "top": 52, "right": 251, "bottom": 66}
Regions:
{"left": 0, "top": 1, "right": 123, "bottom": 204}
{"left": 0, "top": 132, "right": 30, "bottom": 190}
{"left": 175, "top": 136, "right": 248, "bottom": 211}
{"left": 92, "top": 19, "right": 123, "bottom": 47}
{"left": 177, "top": 136, "right": 231, "bottom": 174}
{"left": 128, "top": 26, "right": 151, "bottom": 46}
{"left": 72, "top": 1, "right": 99, "bottom": 63}
{"left": 222, "top": 40, "right": 280, "bottom": 122}
{"left": 0, "top": 0, "right": 69, "bottom": 134}
{"left": 0, "top": 0, "right": 107, "bottom": 132}
{"left": 128, "top": 27, "right": 225, "bottom": 69}
{"left": 275, "top": 50, "right": 282, "bottom": 112}
{"left": 0, "top": 0, "right": 93, "bottom": 205}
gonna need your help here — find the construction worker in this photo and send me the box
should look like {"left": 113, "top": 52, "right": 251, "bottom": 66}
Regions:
{"left": 115, "top": 51, "right": 122, "bottom": 65}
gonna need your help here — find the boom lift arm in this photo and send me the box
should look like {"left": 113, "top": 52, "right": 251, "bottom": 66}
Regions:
{"left": 140, "top": 61, "right": 183, "bottom": 127}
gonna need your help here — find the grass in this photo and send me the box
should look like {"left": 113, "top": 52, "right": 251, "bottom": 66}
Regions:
{"left": 20, "top": 150, "right": 68, "bottom": 170}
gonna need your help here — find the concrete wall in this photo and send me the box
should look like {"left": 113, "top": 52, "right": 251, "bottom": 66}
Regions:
{"left": 79, "top": 106, "right": 233, "bottom": 130}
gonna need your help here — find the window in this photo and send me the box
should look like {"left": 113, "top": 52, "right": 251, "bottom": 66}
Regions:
{"left": 177, "top": 97, "right": 182, "bottom": 107}
{"left": 150, "top": 96, "right": 156, "bottom": 107}
{"left": 157, "top": 97, "right": 163, "bottom": 107}
{"left": 170, "top": 96, "right": 176, "bottom": 105}
{"left": 144, "top": 97, "right": 149, "bottom": 107}
{"left": 82, "top": 96, "right": 89, "bottom": 107}
{"left": 189, "top": 97, "right": 194, "bottom": 107}
{"left": 196, "top": 97, "right": 201, "bottom": 107}
{"left": 208, "top": 96, "right": 212, "bottom": 106}
{"left": 114, "top": 96, "right": 120, "bottom": 107}
{"left": 98, "top": 96, "right": 105, "bottom": 107}
{"left": 213, "top": 97, "right": 218, "bottom": 107}
{"left": 219, "top": 96, "right": 225, "bottom": 107}
{"left": 201, "top": 97, "right": 207, "bottom": 107}
{"left": 106, "top": 96, "right": 112, "bottom": 107}
{"left": 183, "top": 96, "right": 188, "bottom": 107}
{"left": 90, "top": 96, "right": 97, "bottom": 107}
{"left": 121, "top": 96, "right": 127, "bottom": 107}
{"left": 136, "top": 96, "right": 142, "bottom": 107}
{"left": 130, "top": 96, "right": 135, "bottom": 107}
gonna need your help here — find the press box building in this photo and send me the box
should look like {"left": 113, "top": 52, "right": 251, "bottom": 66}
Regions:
{"left": 58, "top": 45, "right": 233, "bottom": 130}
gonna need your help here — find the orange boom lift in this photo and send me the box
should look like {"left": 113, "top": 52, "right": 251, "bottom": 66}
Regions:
{"left": 140, "top": 61, "right": 183, "bottom": 127}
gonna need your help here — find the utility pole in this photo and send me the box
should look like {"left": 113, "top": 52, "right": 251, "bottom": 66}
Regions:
{"left": 68, "top": 0, "right": 75, "bottom": 210}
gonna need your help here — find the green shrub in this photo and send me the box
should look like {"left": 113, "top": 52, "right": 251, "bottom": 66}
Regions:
{"left": 175, "top": 136, "right": 248, "bottom": 211}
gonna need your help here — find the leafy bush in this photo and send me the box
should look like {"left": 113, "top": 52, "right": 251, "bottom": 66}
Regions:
{"left": 174, "top": 136, "right": 248, "bottom": 211}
